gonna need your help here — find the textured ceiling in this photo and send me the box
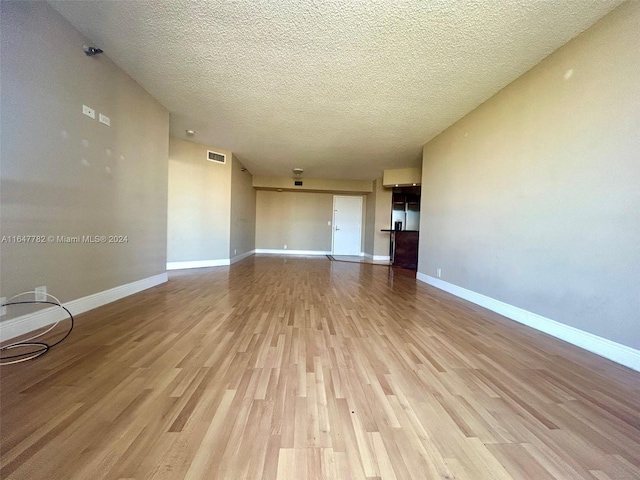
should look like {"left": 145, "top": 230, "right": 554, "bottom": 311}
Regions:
{"left": 50, "top": 0, "right": 622, "bottom": 180}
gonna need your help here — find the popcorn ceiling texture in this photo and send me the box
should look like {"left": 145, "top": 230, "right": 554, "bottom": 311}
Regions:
{"left": 50, "top": 0, "right": 622, "bottom": 179}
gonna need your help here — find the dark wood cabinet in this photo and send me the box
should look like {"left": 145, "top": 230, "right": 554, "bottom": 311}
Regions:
{"left": 393, "top": 231, "right": 419, "bottom": 269}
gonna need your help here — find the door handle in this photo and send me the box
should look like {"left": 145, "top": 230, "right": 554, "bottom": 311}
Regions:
{"left": 335, "top": 226, "right": 340, "bottom": 231}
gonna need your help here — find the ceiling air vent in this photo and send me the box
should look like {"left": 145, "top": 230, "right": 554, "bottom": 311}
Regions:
{"left": 207, "top": 150, "right": 226, "bottom": 164}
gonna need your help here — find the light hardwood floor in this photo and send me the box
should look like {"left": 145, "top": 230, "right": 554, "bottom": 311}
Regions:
{"left": 1, "top": 255, "right": 639, "bottom": 479}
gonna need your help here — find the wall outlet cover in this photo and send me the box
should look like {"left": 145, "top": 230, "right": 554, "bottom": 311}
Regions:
{"left": 35, "top": 286, "right": 47, "bottom": 302}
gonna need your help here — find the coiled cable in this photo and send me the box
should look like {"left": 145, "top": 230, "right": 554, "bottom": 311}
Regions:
{"left": 0, "top": 292, "right": 74, "bottom": 365}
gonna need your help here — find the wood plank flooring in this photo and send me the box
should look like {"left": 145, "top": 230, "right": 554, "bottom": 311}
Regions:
{"left": 1, "top": 255, "right": 639, "bottom": 479}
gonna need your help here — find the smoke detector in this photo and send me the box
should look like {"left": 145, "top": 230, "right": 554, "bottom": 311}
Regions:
{"left": 292, "top": 168, "right": 304, "bottom": 176}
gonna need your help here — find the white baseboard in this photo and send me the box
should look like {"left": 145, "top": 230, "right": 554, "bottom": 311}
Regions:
{"left": 0, "top": 273, "right": 168, "bottom": 342}
{"left": 364, "top": 253, "right": 391, "bottom": 261}
{"left": 230, "top": 250, "right": 255, "bottom": 264}
{"left": 167, "top": 259, "right": 230, "bottom": 270}
{"left": 255, "top": 249, "right": 331, "bottom": 256}
{"left": 416, "top": 273, "right": 640, "bottom": 372}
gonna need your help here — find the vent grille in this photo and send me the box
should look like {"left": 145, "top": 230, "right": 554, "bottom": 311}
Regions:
{"left": 207, "top": 150, "right": 226, "bottom": 164}
{"left": 294, "top": 180, "right": 303, "bottom": 186}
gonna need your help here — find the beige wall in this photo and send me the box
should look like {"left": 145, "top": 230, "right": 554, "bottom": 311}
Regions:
{"left": 373, "top": 179, "right": 393, "bottom": 257}
{"left": 364, "top": 183, "right": 377, "bottom": 255}
{"left": 256, "top": 191, "right": 334, "bottom": 251}
{"left": 167, "top": 138, "right": 231, "bottom": 262}
{"left": 364, "top": 179, "right": 393, "bottom": 258}
{"left": 418, "top": 1, "right": 640, "bottom": 349}
{"left": 230, "top": 157, "right": 256, "bottom": 258}
{"left": 0, "top": 1, "right": 169, "bottom": 305}
{"left": 256, "top": 190, "right": 367, "bottom": 253}
{"left": 360, "top": 196, "right": 367, "bottom": 254}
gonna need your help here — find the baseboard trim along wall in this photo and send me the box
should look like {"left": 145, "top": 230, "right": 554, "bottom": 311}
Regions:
{"left": 255, "top": 249, "right": 331, "bottom": 256}
{"left": 364, "top": 253, "right": 391, "bottom": 261}
{"left": 230, "top": 250, "right": 256, "bottom": 264}
{"left": 416, "top": 273, "right": 640, "bottom": 372}
{"left": 0, "top": 273, "right": 168, "bottom": 342}
{"left": 167, "top": 259, "right": 230, "bottom": 269}
{"left": 167, "top": 250, "right": 257, "bottom": 270}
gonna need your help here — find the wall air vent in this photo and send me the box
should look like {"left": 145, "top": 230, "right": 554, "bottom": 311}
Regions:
{"left": 294, "top": 180, "right": 303, "bottom": 186}
{"left": 207, "top": 150, "right": 226, "bottom": 164}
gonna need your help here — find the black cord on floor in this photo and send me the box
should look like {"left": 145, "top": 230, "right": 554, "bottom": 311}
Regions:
{"left": 0, "top": 301, "right": 74, "bottom": 364}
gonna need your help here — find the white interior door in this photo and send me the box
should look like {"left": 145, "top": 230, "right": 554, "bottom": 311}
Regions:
{"left": 332, "top": 196, "right": 363, "bottom": 255}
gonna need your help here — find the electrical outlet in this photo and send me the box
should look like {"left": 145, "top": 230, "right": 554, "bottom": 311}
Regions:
{"left": 99, "top": 113, "right": 110, "bottom": 126}
{"left": 82, "top": 105, "right": 95, "bottom": 119}
{"left": 284, "top": 244, "right": 287, "bottom": 250}
{"left": 35, "top": 286, "right": 47, "bottom": 301}
{"left": 0, "top": 297, "right": 6, "bottom": 317}
{"left": 234, "top": 249, "right": 237, "bottom": 255}
{"left": 436, "top": 268, "right": 441, "bottom": 278}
